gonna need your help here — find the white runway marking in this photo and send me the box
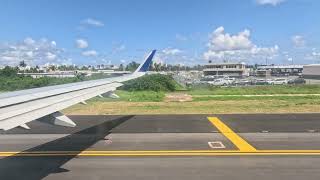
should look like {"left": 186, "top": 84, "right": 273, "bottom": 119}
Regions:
{"left": 208, "top": 141, "right": 226, "bottom": 149}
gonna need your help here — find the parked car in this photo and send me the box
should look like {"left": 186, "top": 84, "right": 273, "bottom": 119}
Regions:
{"left": 271, "top": 78, "right": 288, "bottom": 85}
{"left": 255, "top": 79, "right": 268, "bottom": 85}
{"left": 224, "top": 77, "right": 236, "bottom": 85}
{"left": 288, "top": 78, "right": 306, "bottom": 84}
{"left": 208, "top": 78, "right": 231, "bottom": 86}
{"left": 235, "top": 79, "right": 251, "bottom": 86}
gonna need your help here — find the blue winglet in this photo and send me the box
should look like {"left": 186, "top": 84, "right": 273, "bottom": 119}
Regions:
{"left": 135, "top": 50, "right": 156, "bottom": 72}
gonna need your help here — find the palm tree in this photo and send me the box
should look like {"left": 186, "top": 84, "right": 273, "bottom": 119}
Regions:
{"left": 19, "top": 60, "right": 26, "bottom": 68}
{"left": 154, "top": 63, "right": 161, "bottom": 72}
{"left": 19, "top": 60, "right": 27, "bottom": 73}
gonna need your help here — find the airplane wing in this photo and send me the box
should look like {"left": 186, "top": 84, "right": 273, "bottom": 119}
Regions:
{"left": 0, "top": 50, "right": 156, "bottom": 130}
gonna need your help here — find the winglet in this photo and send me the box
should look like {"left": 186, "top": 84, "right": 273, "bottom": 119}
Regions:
{"left": 134, "top": 50, "right": 156, "bottom": 73}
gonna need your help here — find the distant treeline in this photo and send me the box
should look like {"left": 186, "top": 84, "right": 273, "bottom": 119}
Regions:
{"left": 127, "top": 62, "right": 204, "bottom": 72}
{"left": 0, "top": 66, "right": 179, "bottom": 92}
{"left": 0, "top": 66, "right": 113, "bottom": 91}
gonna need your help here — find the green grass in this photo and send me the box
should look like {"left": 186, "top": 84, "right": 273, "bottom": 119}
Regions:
{"left": 86, "top": 85, "right": 320, "bottom": 103}
{"left": 64, "top": 97, "right": 320, "bottom": 115}
{"left": 116, "top": 90, "right": 165, "bottom": 102}
{"left": 65, "top": 85, "right": 320, "bottom": 115}
{"left": 192, "top": 95, "right": 320, "bottom": 102}
{"left": 188, "top": 85, "right": 320, "bottom": 95}
{"left": 88, "top": 90, "right": 165, "bottom": 102}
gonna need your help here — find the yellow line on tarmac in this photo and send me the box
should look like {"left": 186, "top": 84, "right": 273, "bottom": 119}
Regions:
{"left": 0, "top": 150, "right": 238, "bottom": 154}
{"left": 3, "top": 150, "right": 320, "bottom": 155}
{"left": 76, "top": 151, "right": 320, "bottom": 156}
{"left": 208, "top": 117, "right": 257, "bottom": 152}
{"left": 3, "top": 150, "right": 320, "bottom": 157}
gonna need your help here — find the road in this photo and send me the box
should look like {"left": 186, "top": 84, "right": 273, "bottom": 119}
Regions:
{"left": 1, "top": 114, "right": 320, "bottom": 179}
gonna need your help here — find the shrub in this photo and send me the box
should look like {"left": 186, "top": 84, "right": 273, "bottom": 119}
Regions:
{"left": 121, "top": 74, "right": 177, "bottom": 92}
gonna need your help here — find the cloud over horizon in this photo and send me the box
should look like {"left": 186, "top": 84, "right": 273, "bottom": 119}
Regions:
{"left": 0, "top": 37, "right": 71, "bottom": 66}
{"left": 82, "top": 50, "right": 98, "bottom": 57}
{"left": 75, "top": 39, "right": 89, "bottom": 49}
{"left": 256, "top": 0, "right": 286, "bottom": 6}
{"left": 203, "top": 26, "right": 279, "bottom": 63}
{"left": 292, "top": 35, "right": 306, "bottom": 47}
{"left": 81, "top": 18, "right": 104, "bottom": 27}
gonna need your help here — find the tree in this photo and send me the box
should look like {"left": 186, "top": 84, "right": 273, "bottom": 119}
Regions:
{"left": 19, "top": 60, "right": 27, "bottom": 68}
{"left": 125, "top": 61, "right": 140, "bottom": 72}
{"left": 48, "top": 65, "right": 56, "bottom": 72}
{"left": 153, "top": 63, "right": 161, "bottom": 72}
{"left": 75, "top": 73, "right": 85, "bottom": 81}
{"left": 0, "top": 66, "right": 18, "bottom": 77}
{"left": 119, "top": 64, "right": 124, "bottom": 71}
{"left": 81, "top": 66, "right": 89, "bottom": 70}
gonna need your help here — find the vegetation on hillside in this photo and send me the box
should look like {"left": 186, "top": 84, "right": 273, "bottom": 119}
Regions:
{"left": 121, "top": 74, "right": 179, "bottom": 92}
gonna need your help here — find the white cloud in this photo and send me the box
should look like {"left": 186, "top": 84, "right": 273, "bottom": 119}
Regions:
{"left": 291, "top": 35, "right": 305, "bottom": 47}
{"left": 175, "top": 34, "right": 188, "bottom": 41}
{"left": 151, "top": 47, "right": 189, "bottom": 65}
{"left": 0, "top": 37, "right": 68, "bottom": 66}
{"left": 207, "top": 26, "right": 253, "bottom": 52}
{"left": 203, "top": 26, "right": 279, "bottom": 62}
{"left": 81, "top": 18, "right": 104, "bottom": 27}
{"left": 82, "top": 50, "right": 98, "bottom": 57}
{"left": 312, "top": 52, "right": 320, "bottom": 57}
{"left": 75, "top": 39, "right": 89, "bottom": 49}
{"left": 153, "top": 54, "right": 164, "bottom": 64}
{"left": 59, "top": 58, "right": 73, "bottom": 65}
{"left": 309, "top": 49, "right": 320, "bottom": 59}
{"left": 46, "top": 52, "right": 57, "bottom": 60}
{"left": 26, "top": 51, "right": 34, "bottom": 58}
{"left": 116, "top": 44, "right": 126, "bottom": 51}
{"left": 304, "top": 49, "right": 320, "bottom": 62}
{"left": 162, "top": 48, "right": 183, "bottom": 55}
{"left": 23, "top": 37, "right": 35, "bottom": 45}
{"left": 51, "top": 41, "right": 57, "bottom": 47}
{"left": 256, "top": 0, "right": 286, "bottom": 6}
{"left": 112, "top": 44, "right": 126, "bottom": 53}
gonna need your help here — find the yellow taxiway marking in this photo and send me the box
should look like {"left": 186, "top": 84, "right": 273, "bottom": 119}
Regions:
{"left": 3, "top": 150, "right": 320, "bottom": 157}
{"left": 2, "top": 116, "right": 320, "bottom": 157}
{"left": 208, "top": 117, "right": 257, "bottom": 152}
{"left": 3, "top": 150, "right": 320, "bottom": 154}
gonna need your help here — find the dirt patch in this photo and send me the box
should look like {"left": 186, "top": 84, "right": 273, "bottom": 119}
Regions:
{"left": 164, "top": 93, "right": 193, "bottom": 102}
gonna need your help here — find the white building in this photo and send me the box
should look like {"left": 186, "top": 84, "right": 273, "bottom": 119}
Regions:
{"left": 303, "top": 64, "right": 320, "bottom": 84}
{"left": 203, "top": 62, "right": 249, "bottom": 77}
{"left": 257, "top": 65, "right": 303, "bottom": 76}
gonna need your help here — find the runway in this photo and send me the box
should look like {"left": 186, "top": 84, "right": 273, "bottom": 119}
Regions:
{"left": 1, "top": 114, "right": 320, "bottom": 179}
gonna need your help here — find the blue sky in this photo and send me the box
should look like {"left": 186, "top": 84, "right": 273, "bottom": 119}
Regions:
{"left": 0, "top": 0, "right": 319, "bottom": 66}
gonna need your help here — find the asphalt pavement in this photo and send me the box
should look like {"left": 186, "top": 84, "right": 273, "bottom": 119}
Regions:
{"left": 1, "top": 114, "right": 320, "bottom": 180}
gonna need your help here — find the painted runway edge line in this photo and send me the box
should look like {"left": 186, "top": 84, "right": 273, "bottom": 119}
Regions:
{"left": 3, "top": 150, "right": 320, "bottom": 157}
{"left": 3, "top": 150, "right": 320, "bottom": 154}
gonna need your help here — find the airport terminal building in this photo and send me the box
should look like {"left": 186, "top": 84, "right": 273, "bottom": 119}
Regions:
{"left": 303, "top": 64, "right": 320, "bottom": 84}
{"left": 203, "top": 62, "right": 249, "bottom": 77}
{"left": 256, "top": 65, "right": 303, "bottom": 76}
